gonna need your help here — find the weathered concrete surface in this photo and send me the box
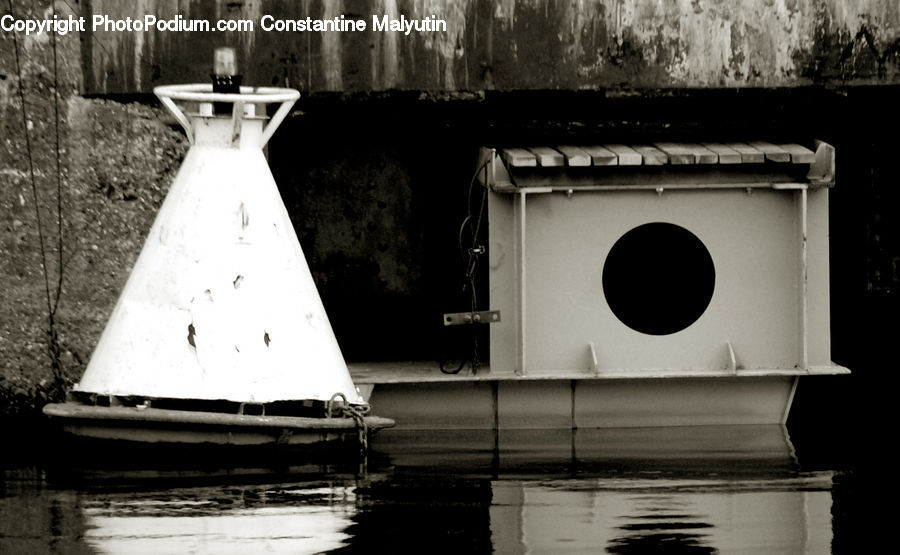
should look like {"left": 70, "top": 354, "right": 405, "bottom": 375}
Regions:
{"left": 0, "top": 94, "right": 186, "bottom": 416}
{"left": 1, "top": 0, "right": 188, "bottom": 416}
{"left": 77, "top": 0, "right": 900, "bottom": 93}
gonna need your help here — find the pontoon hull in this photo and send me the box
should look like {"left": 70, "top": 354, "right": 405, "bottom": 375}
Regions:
{"left": 43, "top": 403, "right": 394, "bottom": 446}
{"left": 362, "top": 374, "right": 808, "bottom": 430}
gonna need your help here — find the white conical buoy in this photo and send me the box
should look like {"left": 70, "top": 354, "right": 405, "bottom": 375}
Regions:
{"left": 71, "top": 82, "right": 364, "bottom": 406}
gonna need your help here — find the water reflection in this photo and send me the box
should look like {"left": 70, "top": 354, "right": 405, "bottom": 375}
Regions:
{"left": 1, "top": 425, "right": 840, "bottom": 553}
{"left": 490, "top": 481, "right": 833, "bottom": 553}
{"left": 81, "top": 485, "right": 356, "bottom": 553}
{"left": 365, "top": 426, "right": 835, "bottom": 553}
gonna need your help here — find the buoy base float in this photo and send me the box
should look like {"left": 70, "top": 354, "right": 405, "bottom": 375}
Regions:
{"left": 43, "top": 402, "right": 395, "bottom": 447}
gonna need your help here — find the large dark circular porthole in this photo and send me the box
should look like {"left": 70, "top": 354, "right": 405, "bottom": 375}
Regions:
{"left": 602, "top": 222, "right": 715, "bottom": 335}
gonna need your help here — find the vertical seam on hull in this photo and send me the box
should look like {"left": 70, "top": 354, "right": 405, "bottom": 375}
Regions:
{"left": 782, "top": 376, "right": 800, "bottom": 424}
{"left": 571, "top": 379, "right": 577, "bottom": 430}
{"left": 492, "top": 381, "right": 499, "bottom": 433}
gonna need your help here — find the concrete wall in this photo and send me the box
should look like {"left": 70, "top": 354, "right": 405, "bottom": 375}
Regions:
{"left": 79, "top": 0, "right": 900, "bottom": 93}
{"left": 1, "top": 1, "right": 188, "bottom": 409}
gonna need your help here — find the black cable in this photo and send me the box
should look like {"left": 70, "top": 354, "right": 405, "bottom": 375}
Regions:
{"left": 440, "top": 155, "right": 493, "bottom": 374}
{"left": 9, "top": 0, "right": 54, "bottom": 325}
{"left": 51, "top": 0, "right": 65, "bottom": 315}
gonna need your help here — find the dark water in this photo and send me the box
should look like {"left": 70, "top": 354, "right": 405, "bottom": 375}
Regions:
{"left": 0, "top": 425, "right": 865, "bottom": 553}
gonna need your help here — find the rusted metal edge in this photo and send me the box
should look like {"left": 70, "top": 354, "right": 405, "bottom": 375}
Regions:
{"left": 43, "top": 403, "right": 395, "bottom": 431}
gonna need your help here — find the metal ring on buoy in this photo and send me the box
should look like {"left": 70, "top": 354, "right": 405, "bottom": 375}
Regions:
{"left": 153, "top": 83, "right": 300, "bottom": 104}
{"left": 153, "top": 84, "right": 299, "bottom": 147}
{"left": 327, "top": 392, "right": 348, "bottom": 419}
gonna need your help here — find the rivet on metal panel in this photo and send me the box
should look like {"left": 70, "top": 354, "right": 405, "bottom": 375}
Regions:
{"left": 655, "top": 187, "right": 664, "bottom": 196}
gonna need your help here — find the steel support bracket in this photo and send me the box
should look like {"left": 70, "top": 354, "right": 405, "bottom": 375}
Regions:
{"left": 443, "top": 310, "right": 501, "bottom": 326}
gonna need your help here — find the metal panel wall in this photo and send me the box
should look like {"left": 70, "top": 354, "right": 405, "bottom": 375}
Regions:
{"left": 489, "top": 186, "right": 833, "bottom": 375}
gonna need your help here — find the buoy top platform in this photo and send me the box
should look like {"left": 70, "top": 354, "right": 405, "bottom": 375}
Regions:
{"left": 73, "top": 49, "right": 365, "bottom": 407}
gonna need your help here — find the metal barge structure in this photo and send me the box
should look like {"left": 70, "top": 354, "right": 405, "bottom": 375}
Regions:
{"left": 352, "top": 141, "right": 849, "bottom": 430}
{"left": 41, "top": 49, "right": 846, "bottom": 437}
{"left": 43, "top": 50, "right": 393, "bottom": 447}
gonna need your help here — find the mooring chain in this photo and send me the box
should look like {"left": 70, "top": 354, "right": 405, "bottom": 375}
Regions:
{"left": 327, "top": 392, "right": 371, "bottom": 454}
{"left": 344, "top": 403, "right": 369, "bottom": 453}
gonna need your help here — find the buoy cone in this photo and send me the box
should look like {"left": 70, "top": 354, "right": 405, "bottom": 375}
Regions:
{"left": 71, "top": 85, "right": 364, "bottom": 407}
